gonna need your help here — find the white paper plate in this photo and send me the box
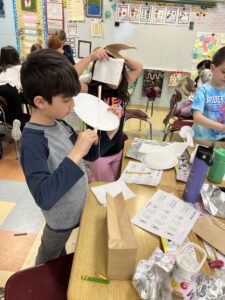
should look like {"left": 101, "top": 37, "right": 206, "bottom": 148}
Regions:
{"left": 142, "top": 152, "right": 178, "bottom": 170}
{"left": 73, "top": 93, "right": 119, "bottom": 131}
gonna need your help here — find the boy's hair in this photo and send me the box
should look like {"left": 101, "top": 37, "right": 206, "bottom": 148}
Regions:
{"left": 55, "top": 30, "right": 67, "bottom": 42}
{"left": 0, "top": 46, "right": 20, "bottom": 73}
{"left": 212, "top": 46, "right": 225, "bottom": 67}
{"left": 47, "top": 36, "right": 62, "bottom": 50}
{"left": 21, "top": 49, "right": 80, "bottom": 107}
{"left": 30, "top": 43, "right": 42, "bottom": 52}
{"left": 197, "top": 59, "right": 211, "bottom": 70}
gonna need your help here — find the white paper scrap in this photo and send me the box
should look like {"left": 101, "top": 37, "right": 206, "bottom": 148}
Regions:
{"left": 120, "top": 161, "right": 162, "bottom": 186}
{"left": 91, "top": 180, "right": 135, "bottom": 206}
{"left": 132, "top": 189, "right": 200, "bottom": 244}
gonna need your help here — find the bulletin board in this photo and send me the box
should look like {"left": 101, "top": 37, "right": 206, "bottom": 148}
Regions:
{"left": 71, "top": 1, "right": 225, "bottom": 72}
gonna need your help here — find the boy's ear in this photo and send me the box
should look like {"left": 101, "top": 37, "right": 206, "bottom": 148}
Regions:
{"left": 33, "top": 96, "right": 48, "bottom": 109}
{"left": 210, "top": 64, "right": 215, "bottom": 72}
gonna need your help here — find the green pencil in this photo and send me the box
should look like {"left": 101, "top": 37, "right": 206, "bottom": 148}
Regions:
{"left": 81, "top": 275, "right": 109, "bottom": 284}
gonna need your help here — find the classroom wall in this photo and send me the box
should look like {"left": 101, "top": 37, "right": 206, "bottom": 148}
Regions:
{"left": 1, "top": 2, "right": 225, "bottom": 108}
{"left": 0, "top": 1, "right": 17, "bottom": 48}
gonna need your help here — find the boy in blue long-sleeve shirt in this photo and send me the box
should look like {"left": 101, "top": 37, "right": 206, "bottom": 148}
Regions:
{"left": 20, "top": 49, "right": 119, "bottom": 265}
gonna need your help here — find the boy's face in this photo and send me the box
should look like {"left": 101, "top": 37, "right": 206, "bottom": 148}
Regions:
{"left": 211, "top": 61, "right": 225, "bottom": 88}
{"left": 44, "top": 95, "right": 75, "bottom": 119}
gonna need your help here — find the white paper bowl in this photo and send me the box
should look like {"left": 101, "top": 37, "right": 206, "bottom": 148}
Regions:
{"left": 142, "top": 152, "right": 178, "bottom": 170}
{"left": 73, "top": 93, "right": 119, "bottom": 131}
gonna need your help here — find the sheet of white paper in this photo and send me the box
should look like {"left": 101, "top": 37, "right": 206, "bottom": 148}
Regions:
{"left": 120, "top": 161, "right": 163, "bottom": 186}
{"left": 91, "top": 180, "right": 135, "bottom": 206}
{"left": 139, "top": 142, "right": 188, "bottom": 158}
{"left": 132, "top": 190, "right": 200, "bottom": 244}
{"left": 92, "top": 57, "right": 124, "bottom": 86}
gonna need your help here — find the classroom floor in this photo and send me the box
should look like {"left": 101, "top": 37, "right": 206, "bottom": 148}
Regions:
{"left": 0, "top": 105, "right": 180, "bottom": 297}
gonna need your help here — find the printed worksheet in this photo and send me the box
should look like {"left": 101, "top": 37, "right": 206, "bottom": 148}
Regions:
{"left": 132, "top": 190, "right": 200, "bottom": 244}
{"left": 120, "top": 161, "right": 163, "bottom": 186}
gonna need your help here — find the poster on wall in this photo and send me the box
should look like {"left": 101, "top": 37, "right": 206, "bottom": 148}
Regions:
{"left": 21, "top": 0, "right": 37, "bottom": 12}
{"left": 168, "top": 71, "right": 190, "bottom": 86}
{"left": 142, "top": 70, "right": 164, "bottom": 97}
{"left": 191, "top": 32, "right": 225, "bottom": 69}
{"left": 116, "top": 3, "right": 129, "bottom": 21}
{"left": 140, "top": 5, "right": 151, "bottom": 23}
{"left": 86, "top": 0, "right": 102, "bottom": 18}
{"left": 129, "top": 4, "right": 140, "bottom": 22}
{"left": 178, "top": 7, "right": 190, "bottom": 24}
{"left": 152, "top": 6, "right": 165, "bottom": 24}
{"left": 165, "top": 7, "right": 178, "bottom": 24}
{"left": 46, "top": 0, "right": 64, "bottom": 34}
{"left": 13, "top": 0, "right": 47, "bottom": 59}
{"left": 0, "top": 0, "right": 5, "bottom": 17}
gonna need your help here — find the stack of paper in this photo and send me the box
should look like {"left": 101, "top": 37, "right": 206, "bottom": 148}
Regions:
{"left": 120, "top": 161, "right": 163, "bottom": 186}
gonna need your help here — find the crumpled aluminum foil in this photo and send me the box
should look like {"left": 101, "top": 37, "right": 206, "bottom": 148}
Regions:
{"left": 132, "top": 247, "right": 225, "bottom": 300}
{"left": 132, "top": 248, "right": 173, "bottom": 300}
{"left": 201, "top": 184, "right": 225, "bottom": 218}
{"left": 196, "top": 273, "right": 225, "bottom": 299}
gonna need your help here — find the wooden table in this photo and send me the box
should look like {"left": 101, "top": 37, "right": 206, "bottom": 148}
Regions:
{"left": 67, "top": 140, "right": 225, "bottom": 300}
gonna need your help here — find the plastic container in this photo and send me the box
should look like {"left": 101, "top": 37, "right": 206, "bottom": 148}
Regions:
{"left": 167, "top": 242, "right": 206, "bottom": 299}
{"left": 183, "top": 145, "right": 213, "bottom": 203}
{"left": 207, "top": 146, "right": 225, "bottom": 184}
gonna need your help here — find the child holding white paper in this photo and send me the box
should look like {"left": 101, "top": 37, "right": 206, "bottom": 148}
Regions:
{"left": 82, "top": 45, "right": 143, "bottom": 182}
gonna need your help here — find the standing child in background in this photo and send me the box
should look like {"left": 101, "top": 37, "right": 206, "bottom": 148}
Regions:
{"left": 195, "top": 59, "right": 212, "bottom": 87}
{"left": 192, "top": 47, "right": 225, "bottom": 141}
{"left": 20, "top": 49, "right": 120, "bottom": 265}
{"left": 81, "top": 45, "right": 143, "bottom": 182}
{"left": 47, "top": 35, "right": 64, "bottom": 54}
{"left": 54, "top": 30, "right": 75, "bottom": 65}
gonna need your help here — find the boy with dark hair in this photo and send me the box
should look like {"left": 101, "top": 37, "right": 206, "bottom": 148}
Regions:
{"left": 20, "top": 49, "right": 119, "bottom": 265}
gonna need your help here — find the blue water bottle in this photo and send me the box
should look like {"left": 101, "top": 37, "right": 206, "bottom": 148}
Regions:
{"left": 183, "top": 145, "right": 213, "bottom": 203}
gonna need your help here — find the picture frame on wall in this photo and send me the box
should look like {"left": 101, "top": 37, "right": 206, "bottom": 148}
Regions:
{"left": 86, "top": 0, "right": 102, "bottom": 18}
{"left": 78, "top": 40, "right": 92, "bottom": 58}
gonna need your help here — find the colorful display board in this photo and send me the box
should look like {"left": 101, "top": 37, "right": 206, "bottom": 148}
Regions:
{"left": 13, "top": 0, "right": 47, "bottom": 59}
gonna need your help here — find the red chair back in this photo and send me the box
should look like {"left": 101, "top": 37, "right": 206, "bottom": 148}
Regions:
{"left": 5, "top": 253, "right": 74, "bottom": 300}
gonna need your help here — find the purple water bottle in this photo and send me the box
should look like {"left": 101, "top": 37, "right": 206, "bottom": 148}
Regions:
{"left": 183, "top": 145, "right": 213, "bottom": 203}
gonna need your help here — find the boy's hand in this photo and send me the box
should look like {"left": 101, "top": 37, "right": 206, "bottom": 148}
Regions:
{"left": 68, "top": 129, "right": 98, "bottom": 164}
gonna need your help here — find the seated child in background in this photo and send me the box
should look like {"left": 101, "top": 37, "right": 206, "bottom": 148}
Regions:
{"left": 30, "top": 43, "right": 42, "bottom": 52}
{"left": 20, "top": 49, "right": 120, "bottom": 265}
{"left": 0, "top": 45, "right": 29, "bottom": 129}
{"left": 174, "top": 76, "right": 195, "bottom": 118}
{"left": 192, "top": 47, "right": 225, "bottom": 141}
{"left": 195, "top": 59, "right": 212, "bottom": 87}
